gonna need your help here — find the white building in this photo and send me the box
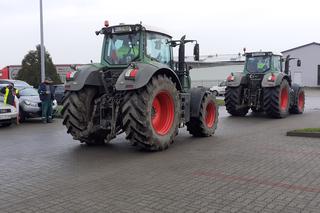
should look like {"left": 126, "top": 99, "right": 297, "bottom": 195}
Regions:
{"left": 282, "top": 42, "right": 320, "bottom": 87}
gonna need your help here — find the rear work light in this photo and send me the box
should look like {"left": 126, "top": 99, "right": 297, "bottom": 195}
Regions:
{"left": 124, "top": 68, "right": 138, "bottom": 80}
{"left": 268, "top": 73, "right": 276, "bottom": 82}
{"left": 66, "top": 71, "right": 77, "bottom": 81}
{"left": 227, "top": 73, "right": 235, "bottom": 81}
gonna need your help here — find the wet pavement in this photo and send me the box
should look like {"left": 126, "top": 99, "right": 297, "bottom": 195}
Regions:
{"left": 0, "top": 89, "right": 319, "bottom": 213}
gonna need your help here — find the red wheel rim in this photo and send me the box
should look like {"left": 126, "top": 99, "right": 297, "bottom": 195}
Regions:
{"left": 151, "top": 91, "right": 175, "bottom": 135}
{"left": 298, "top": 91, "right": 305, "bottom": 111}
{"left": 205, "top": 102, "right": 216, "bottom": 128}
{"left": 280, "top": 87, "right": 289, "bottom": 111}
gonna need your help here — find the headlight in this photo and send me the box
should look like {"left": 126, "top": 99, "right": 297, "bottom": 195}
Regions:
{"left": 24, "top": 100, "right": 38, "bottom": 107}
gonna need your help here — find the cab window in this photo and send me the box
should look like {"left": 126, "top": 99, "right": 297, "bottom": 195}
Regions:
{"left": 246, "top": 56, "right": 271, "bottom": 73}
{"left": 146, "top": 33, "right": 171, "bottom": 65}
{"left": 272, "top": 56, "right": 281, "bottom": 72}
{"left": 104, "top": 33, "right": 140, "bottom": 65}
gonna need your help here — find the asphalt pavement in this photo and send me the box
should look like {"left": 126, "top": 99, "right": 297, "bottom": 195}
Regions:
{"left": 0, "top": 89, "right": 319, "bottom": 213}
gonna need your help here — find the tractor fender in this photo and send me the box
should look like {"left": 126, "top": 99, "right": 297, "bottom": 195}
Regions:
{"left": 261, "top": 72, "right": 289, "bottom": 88}
{"left": 225, "top": 72, "right": 247, "bottom": 87}
{"left": 115, "top": 61, "right": 182, "bottom": 91}
{"left": 189, "top": 87, "right": 212, "bottom": 118}
{"left": 64, "top": 64, "right": 103, "bottom": 91}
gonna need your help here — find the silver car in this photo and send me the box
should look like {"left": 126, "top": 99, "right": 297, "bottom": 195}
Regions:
{"left": 210, "top": 80, "right": 227, "bottom": 96}
{"left": 19, "top": 87, "right": 58, "bottom": 122}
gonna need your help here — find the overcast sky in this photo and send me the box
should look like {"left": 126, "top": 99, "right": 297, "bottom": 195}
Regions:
{"left": 0, "top": 0, "right": 319, "bottom": 68}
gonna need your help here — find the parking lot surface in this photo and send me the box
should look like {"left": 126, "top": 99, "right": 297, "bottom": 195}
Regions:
{"left": 0, "top": 89, "right": 320, "bottom": 213}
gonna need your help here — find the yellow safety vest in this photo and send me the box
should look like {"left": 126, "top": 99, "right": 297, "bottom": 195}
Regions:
{"left": 4, "top": 88, "right": 9, "bottom": 104}
{"left": 3, "top": 88, "right": 18, "bottom": 105}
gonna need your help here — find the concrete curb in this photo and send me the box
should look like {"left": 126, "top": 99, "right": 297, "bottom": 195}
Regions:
{"left": 287, "top": 131, "right": 320, "bottom": 138}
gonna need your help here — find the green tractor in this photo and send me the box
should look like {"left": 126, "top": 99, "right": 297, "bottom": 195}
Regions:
{"left": 225, "top": 51, "right": 305, "bottom": 118}
{"left": 62, "top": 22, "right": 219, "bottom": 151}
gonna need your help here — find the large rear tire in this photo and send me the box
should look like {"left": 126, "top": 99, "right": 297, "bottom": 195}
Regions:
{"left": 225, "top": 86, "right": 249, "bottom": 116}
{"left": 122, "top": 75, "right": 180, "bottom": 151}
{"left": 290, "top": 87, "right": 305, "bottom": 114}
{"left": 61, "top": 87, "right": 107, "bottom": 145}
{"left": 186, "top": 93, "right": 219, "bottom": 137}
{"left": 263, "top": 80, "right": 290, "bottom": 118}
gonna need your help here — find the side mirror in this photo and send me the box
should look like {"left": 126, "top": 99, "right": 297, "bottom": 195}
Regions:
{"left": 297, "top": 60, "right": 301, "bottom": 67}
{"left": 194, "top": 43, "right": 200, "bottom": 61}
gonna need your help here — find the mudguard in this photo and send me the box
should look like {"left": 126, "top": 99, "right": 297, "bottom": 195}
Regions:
{"left": 64, "top": 64, "right": 104, "bottom": 91}
{"left": 115, "top": 61, "right": 182, "bottom": 91}
{"left": 225, "top": 72, "right": 247, "bottom": 87}
{"left": 189, "top": 87, "right": 211, "bottom": 118}
{"left": 261, "top": 72, "right": 288, "bottom": 88}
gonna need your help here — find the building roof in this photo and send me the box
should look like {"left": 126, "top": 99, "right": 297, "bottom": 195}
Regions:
{"left": 282, "top": 42, "right": 320, "bottom": 53}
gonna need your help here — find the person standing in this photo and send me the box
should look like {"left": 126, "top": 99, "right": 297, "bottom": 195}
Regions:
{"left": 1, "top": 83, "right": 18, "bottom": 106}
{"left": 38, "top": 77, "right": 55, "bottom": 123}
{"left": 0, "top": 83, "right": 20, "bottom": 124}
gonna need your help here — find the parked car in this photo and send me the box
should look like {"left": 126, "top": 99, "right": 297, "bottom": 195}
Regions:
{"left": 18, "top": 87, "right": 58, "bottom": 122}
{"left": 0, "top": 79, "right": 32, "bottom": 90}
{"left": 53, "top": 84, "right": 65, "bottom": 105}
{"left": 0, "top": 96, "right": 18, "bottom": 127}
{"left": 210, "top": 80, "right": 227, "bottom": 96}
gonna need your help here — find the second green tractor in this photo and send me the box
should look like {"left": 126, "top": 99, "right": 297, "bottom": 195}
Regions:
{"left": 225, "top": 52, "right": 305, "bottom": 118}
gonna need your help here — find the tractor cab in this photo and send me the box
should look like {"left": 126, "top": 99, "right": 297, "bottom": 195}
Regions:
{"left": 98, "top": 23, "right": 173, "bottom": 67}
{"left": 244, "top": 52, "right": 282, "bottom": 74}
{"left": 96, "top": 22, "right": 199, "bottom": 91}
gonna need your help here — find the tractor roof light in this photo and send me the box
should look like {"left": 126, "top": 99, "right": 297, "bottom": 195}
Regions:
{"left": 268, "top": 73, "right": 276, "bottom": 82}
{"left": 125, "top": 68, "right": 139, "bottom": 80}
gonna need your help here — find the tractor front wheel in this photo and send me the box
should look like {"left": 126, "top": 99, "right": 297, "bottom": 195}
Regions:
{"left": 186, "top": 93, "right": 219, "bottom": 137}
{"left": 122, "top": 75, "right": 180, "bottom": 151}
{"left": 263, "top": 80, "right": 290, "bottom": 118}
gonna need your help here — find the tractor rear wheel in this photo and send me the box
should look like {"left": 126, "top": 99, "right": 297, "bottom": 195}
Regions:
{"left": 263, "top": 80, "right": 290, "bottom": 118}
{"left": 122, "top": 75, "right": 180, "bottom": 151}
{"left": 225, "top": 86, "right": 249, "bottom": 116}
{"left": 186, "top": 93, "right": 219, "bottom": 137}
{"left": 290, "top": 87, "right": 305, "bottom": 114}
{"left": 62, "top": 87, "right": 107, "bottom": 145}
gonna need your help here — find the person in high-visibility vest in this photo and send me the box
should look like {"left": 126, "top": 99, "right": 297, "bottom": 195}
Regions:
{"left": 116, "top": 39, "right": 139, "bottom": 64}
{"left": 0, "top": 83, "right": 20, "bottom": 124}
{"left": 0, "top": 83, "right": 19, "bottom": 106}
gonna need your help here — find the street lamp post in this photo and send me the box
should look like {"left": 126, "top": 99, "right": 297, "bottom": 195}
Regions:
{"left": 39, "top": 0, "right": 45, "bottom": 82}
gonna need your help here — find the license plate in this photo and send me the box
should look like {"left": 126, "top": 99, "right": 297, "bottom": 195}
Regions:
{"left": 0, "top": 115, "right": 11, "bottom": 120}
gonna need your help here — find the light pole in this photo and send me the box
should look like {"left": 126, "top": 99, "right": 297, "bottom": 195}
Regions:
{"left": 39, "top": 0, "right": 45, "bottom": 82}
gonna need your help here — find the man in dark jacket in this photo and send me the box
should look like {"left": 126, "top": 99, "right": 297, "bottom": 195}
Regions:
{"left": 38, "top": 77, "right": 55, "bottom": 123}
